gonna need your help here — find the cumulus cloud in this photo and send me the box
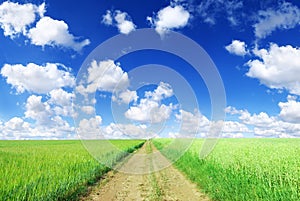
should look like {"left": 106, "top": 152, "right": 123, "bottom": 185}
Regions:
{"left": 226, "top": 106, "right": 300, "bottom": 137}
{"left": 0, "top": 87, "right": 75, "bottom": 139}
{"left": 253, "top": 1, "right": 300, "bottom": 39}
{"left": 278, "top": 95, "right": 300, "bottom": 123}
{"left": 145, "top": 82, "right": 174, "bottom": 101}
{"left": 252, "top": 122, "right": 300, "bottom": 138}
{"left": 49, "top": 88, "right": 73, "bottom": 107}
{"left": 125, "top": 82, "right": 174, "bottom": 123}
{"left": 25, "top": 95, "right": 53, "bottom": 125}
{"left": 221, "top": 120, "right": 248, "bottom": 138}
{"left": 112, "top": 89, "right": 138, "bottom": 104}
{"left": 2, "top": 117, "right": 31, "bottom": 138}
{"left": 0, "top": 1, "right": 89, "bottom": 51}
{"left": 81, "top": 106, "right": 95, "bottom": 115}
{"left": 104, "top": 123, "right": 150, "bottom": 139}
{"left": 225, "top": 40, "right": 248, "bottom": 56}
{"left": 0, "top": 1, "right": 45, "bottom": 38}
{"left": 77, "top": 116, "right": 102, "bottom": 138}
{"left": 14, "top": 95, "right": 71, "bottom": 138}
{"left": 78, "top": 119, "right": 151, "bottom": 139}
{"left": 148, "top": 5, "right": 190, "bottom": 36}
{"left": 222, "top": 121, "right": 249, "bottom": 136}
{"left": 76, "top": 59, "right": 129, "bottom": 95}
{"left": 226, "top": 106, "right": 276, "bottom": 127}
{"left": 246, "top": 43, "right": 300, "bottom": 95}
{"left": 175, "top": 109, "right": 210, "bottom": 137}
{"left": 0, "top": 117, "right": 65, "bottom": 140}
{"left": 102, "top": 10, "right": 113, "bottom": 25}
{"left": 102, "top": 10, "right": 136, "bottom": 34}
{"left": 1, "top": 63, "right": 75, "bottom": 94}
{"left": 49, "top": 89, "right": 74, "bottom": 117}
{"left": 22, "top": 92, "right": 75, "bottom": 135}
{"left": 27, "top": 16, "right": 90, "bottom": 51}
{"left": 0, "top": 118, "right": 73, "bottom": 139}
{"left": 114, "top": 11, "right": 136, "bottom": 34}
{"left": 125, "top": 101, "right": 174, "bottom": 123}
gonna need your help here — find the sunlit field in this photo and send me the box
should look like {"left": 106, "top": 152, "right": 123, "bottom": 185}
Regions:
{"left": 0, "top": 140, "right": 144, "bottom": 200}
{"left": 154, "top": 138, "right": 300, "bottom": 201}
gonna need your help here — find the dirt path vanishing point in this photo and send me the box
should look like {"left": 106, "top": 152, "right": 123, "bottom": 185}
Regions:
{"left": 82, "top": 141, "right": 210, "bottom": 201}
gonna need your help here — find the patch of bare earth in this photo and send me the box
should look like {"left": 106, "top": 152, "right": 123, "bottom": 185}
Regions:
{"left": 82, "top": 141, "right": 210, "bottom": 201}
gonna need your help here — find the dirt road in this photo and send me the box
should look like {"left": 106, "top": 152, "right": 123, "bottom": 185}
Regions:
{"left": 82, "top": 141, "right": 210, "bottom": 201}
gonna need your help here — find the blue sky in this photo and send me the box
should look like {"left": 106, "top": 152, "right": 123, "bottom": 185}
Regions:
{"left": 1, "top": 0, "right": 300, "bottom": 139}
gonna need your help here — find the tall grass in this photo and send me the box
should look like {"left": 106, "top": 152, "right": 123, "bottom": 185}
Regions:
{"left": 0, "top": 140, "right": 144, "bottom": 201}
{"left": 153, "top": 138, "right": 300, "bottom": 201}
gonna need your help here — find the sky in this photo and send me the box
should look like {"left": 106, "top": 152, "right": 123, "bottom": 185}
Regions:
{"left": 1, "top": 0, "right": 300, "bottom": 139}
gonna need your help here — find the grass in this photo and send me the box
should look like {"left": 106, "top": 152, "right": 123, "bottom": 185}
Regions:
{"left": 0, "top": 140, "right": 145, "bottom": 201}
{"left": 153, "top": 138, "right": 300, "bottom": 201}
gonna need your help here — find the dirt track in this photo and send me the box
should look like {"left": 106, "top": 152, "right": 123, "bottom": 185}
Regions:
{"left": 82, "top": 141, "right": 210, "bottom": 201}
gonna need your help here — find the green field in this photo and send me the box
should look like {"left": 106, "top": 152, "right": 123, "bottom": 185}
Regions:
{"left": 0, "top": 140, "right": 145, "bottom": 201}
{"left": 2, "top": 139, "right": 300, "bottom": 200}
{"left": 153, "top": 138, "right": 300, "bottom": 200}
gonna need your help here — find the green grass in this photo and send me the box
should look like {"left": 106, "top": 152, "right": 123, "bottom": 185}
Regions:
{"left": 153, "top": 138, "right": 300, "bottom": 201}
{"left": 0, "top": 140, "right": 145, "bottom": 201}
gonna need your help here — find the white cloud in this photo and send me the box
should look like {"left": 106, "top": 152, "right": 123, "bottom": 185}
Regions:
{"left": 0, "top": 117, "right": 32, "bottom": 139}
{"left": 25, "top": 95, "right": 52, "bottom": 125}
{"left": 197, "top": 0, "right": 243, "bottom": 26}
{"left": 104, "top": 123, "right": 150, "bottom": 139}
{"left": 0, "top": 1, "right": 45, "bottom": 38}
{"left": 222, "top": 132, "right": 244, "bottom": 138}
{"left": 28, "top": 16, "right": 90, "bottom": 51}
{"left": 49, "top": 89, "right": 74, "bottom": 117}
{"left": 81, "top": 106, "right": 95, "bottom": 115}
{"left": 149, "top": 5, "right": 190, "bottom": 36}
{"left": 175, "top": 109, "right": 210, "bottom": 137}
{"left": 225, "top": 40, "right": 248, "bottom": 56}
{"left": 253, "top": 1, "right": 300, "bottom": 39}
{"left": 102, "top": 10, "right": 113, "bottom": 25}
{"left": 246, "top": 43, "right": 300, "bottom": 95}
{"left": 243, "top": 112, "right": 276, "bottom": 127}
{"left": 76, "top": 59, "right": 129, "bottom": 95}
{"left": 1, "top": 63, "right": 75, "bottom": 94}
{"left": 114, "top": 10, "right": 136, "bottom": 34}
{"left": 226, "top": 106, "right": 300, "bottom": 137}
{"left": 222, "top": 121, "right": 249, "bottom": 137}
{"left": 278, "top": 95, "right": 300, "bottom": 123}
{"left": 12, "top": 95, "right": 74, "bottom": 139}
{"left": 49, "top": 88, "right": 73, "bottom": 107}
{"left": 145, "top": 82, "right": 173, "bottom": 101}
{"left": 24, "top": 90, "right": 73, "bottom": 129}
{"left": 102, "top": 10, "right": 136, "bottom": 34}
{"left": 125, "top": 99, "right": 174, "bottom": 123}
{"left": 0, "top": 88, "right": 75, "bottom": 139}
{"left": 125, "top": 82, "right": 174, "bottom": 123}
{"left": 112, "top": 89, "right": 138, "bottom": 104}
{"left": 77, "top": 116, "right": 102, "bottom": 138}
{"left": 252, "top": 122, "right": 300, "bottom": 138}
{"left": 0, "top": 1, "right": 89, "bottom": 52}
{"left": 4, "top": 117, "right": 30, "bottom": 132}
{"left": 226, "top": 106, "right": 276, "bottom": 127}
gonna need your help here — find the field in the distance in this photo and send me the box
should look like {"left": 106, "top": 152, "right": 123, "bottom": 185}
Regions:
{"left": 154, "top": 138, "right": 300, "bottom": 200}
{"left": 0, "top": 140, "right": 145, "bottom": 200}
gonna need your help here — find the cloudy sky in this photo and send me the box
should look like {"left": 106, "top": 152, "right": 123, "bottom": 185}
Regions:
{"left": 1, "top": 0, "right": 300, "bottom": 139}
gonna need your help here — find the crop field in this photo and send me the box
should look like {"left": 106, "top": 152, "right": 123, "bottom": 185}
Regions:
{"left": 2, "top": 139, "right": 299, "bottom": 201}
{"left": 0, "top": 140, "right": 144, "bottom": 201}
{"left": 153, "top": 138, "right": 300, "bottom": 200}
